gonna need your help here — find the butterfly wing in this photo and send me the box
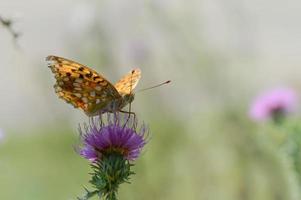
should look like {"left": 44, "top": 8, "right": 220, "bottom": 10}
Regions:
{"left": 46, "top": 55, "right": 121, "bottom": 115}
{"left": 114, "top": 68, "right": 141, "bottom": 96}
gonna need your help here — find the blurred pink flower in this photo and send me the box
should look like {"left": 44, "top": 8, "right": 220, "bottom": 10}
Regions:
{"left": 249, "top": 88, "right": 298, "bottom": 122}
{"left": 0, "top": 129, "right": 4, "bottom": 142}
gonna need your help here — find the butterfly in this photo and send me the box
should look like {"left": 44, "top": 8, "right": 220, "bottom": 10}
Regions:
{"left": 46, "top": 55, "right": 141, "bottom": 116}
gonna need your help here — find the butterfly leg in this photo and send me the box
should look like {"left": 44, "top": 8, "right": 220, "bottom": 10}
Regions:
{"left": 121, "top": 70, "right": 136, "bottom": 127}
{"left": 119, "top": 110, "right": 136, "bottom": 129}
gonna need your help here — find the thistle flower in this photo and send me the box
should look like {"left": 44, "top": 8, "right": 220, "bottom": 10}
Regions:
{"left": 78, "top": 113, "right": 148, "bottom": 200}
{"left": 249, "top": 88, "right": 297, "bottom": 123}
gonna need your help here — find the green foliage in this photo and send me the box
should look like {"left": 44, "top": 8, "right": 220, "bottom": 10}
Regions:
{"left": 276, "top": 120, "right": 301, "bottom": 186}
{"left": 0, "top": 126, "right": 90, "bottom": 200}
{"left": 77, "top": 188, "right": 98, "bottom": 200}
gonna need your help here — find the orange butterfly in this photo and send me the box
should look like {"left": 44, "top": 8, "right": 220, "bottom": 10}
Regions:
{"left": 46, "top": 55, "right": 141, "bottom": 116}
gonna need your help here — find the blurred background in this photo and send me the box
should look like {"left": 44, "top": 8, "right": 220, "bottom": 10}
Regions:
{"left": 1, "top": 0, "right": 301, "bottom": 199}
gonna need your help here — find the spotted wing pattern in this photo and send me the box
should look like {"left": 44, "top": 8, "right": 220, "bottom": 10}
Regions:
{"left": 46, "top": 55, "right": 121, "bottom": 115}
{"left": 114, "top": 68, "right": 141, "bottom": 96}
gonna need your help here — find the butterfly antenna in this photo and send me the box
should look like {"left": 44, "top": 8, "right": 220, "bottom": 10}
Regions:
{"left": 137, "top": 80, "right": 171, "bottom": 93}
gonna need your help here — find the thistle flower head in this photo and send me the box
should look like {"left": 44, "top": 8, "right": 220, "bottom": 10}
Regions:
{"left": 77, "top": 113, "right": 149, "bottom": 200}
{"left": 249, "top": 87, "right": 297, "bottom": 123}
{"left": 79, "top": 114, "right": 148, "bottom": 162}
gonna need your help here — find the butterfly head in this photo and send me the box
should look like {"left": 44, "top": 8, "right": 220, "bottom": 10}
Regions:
{"left": 122, "top": 93, "right": 135, "bottom": 105}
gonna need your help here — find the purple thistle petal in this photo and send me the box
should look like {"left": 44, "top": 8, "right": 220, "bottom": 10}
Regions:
{"left": 79, "top": 113, "right": 148, "bottom": 161}
{"left": 80, "top": 145, "right": 98, "bottom": 162}
{"left": 249, "top": 87, "right": 298, "bottom": 121}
